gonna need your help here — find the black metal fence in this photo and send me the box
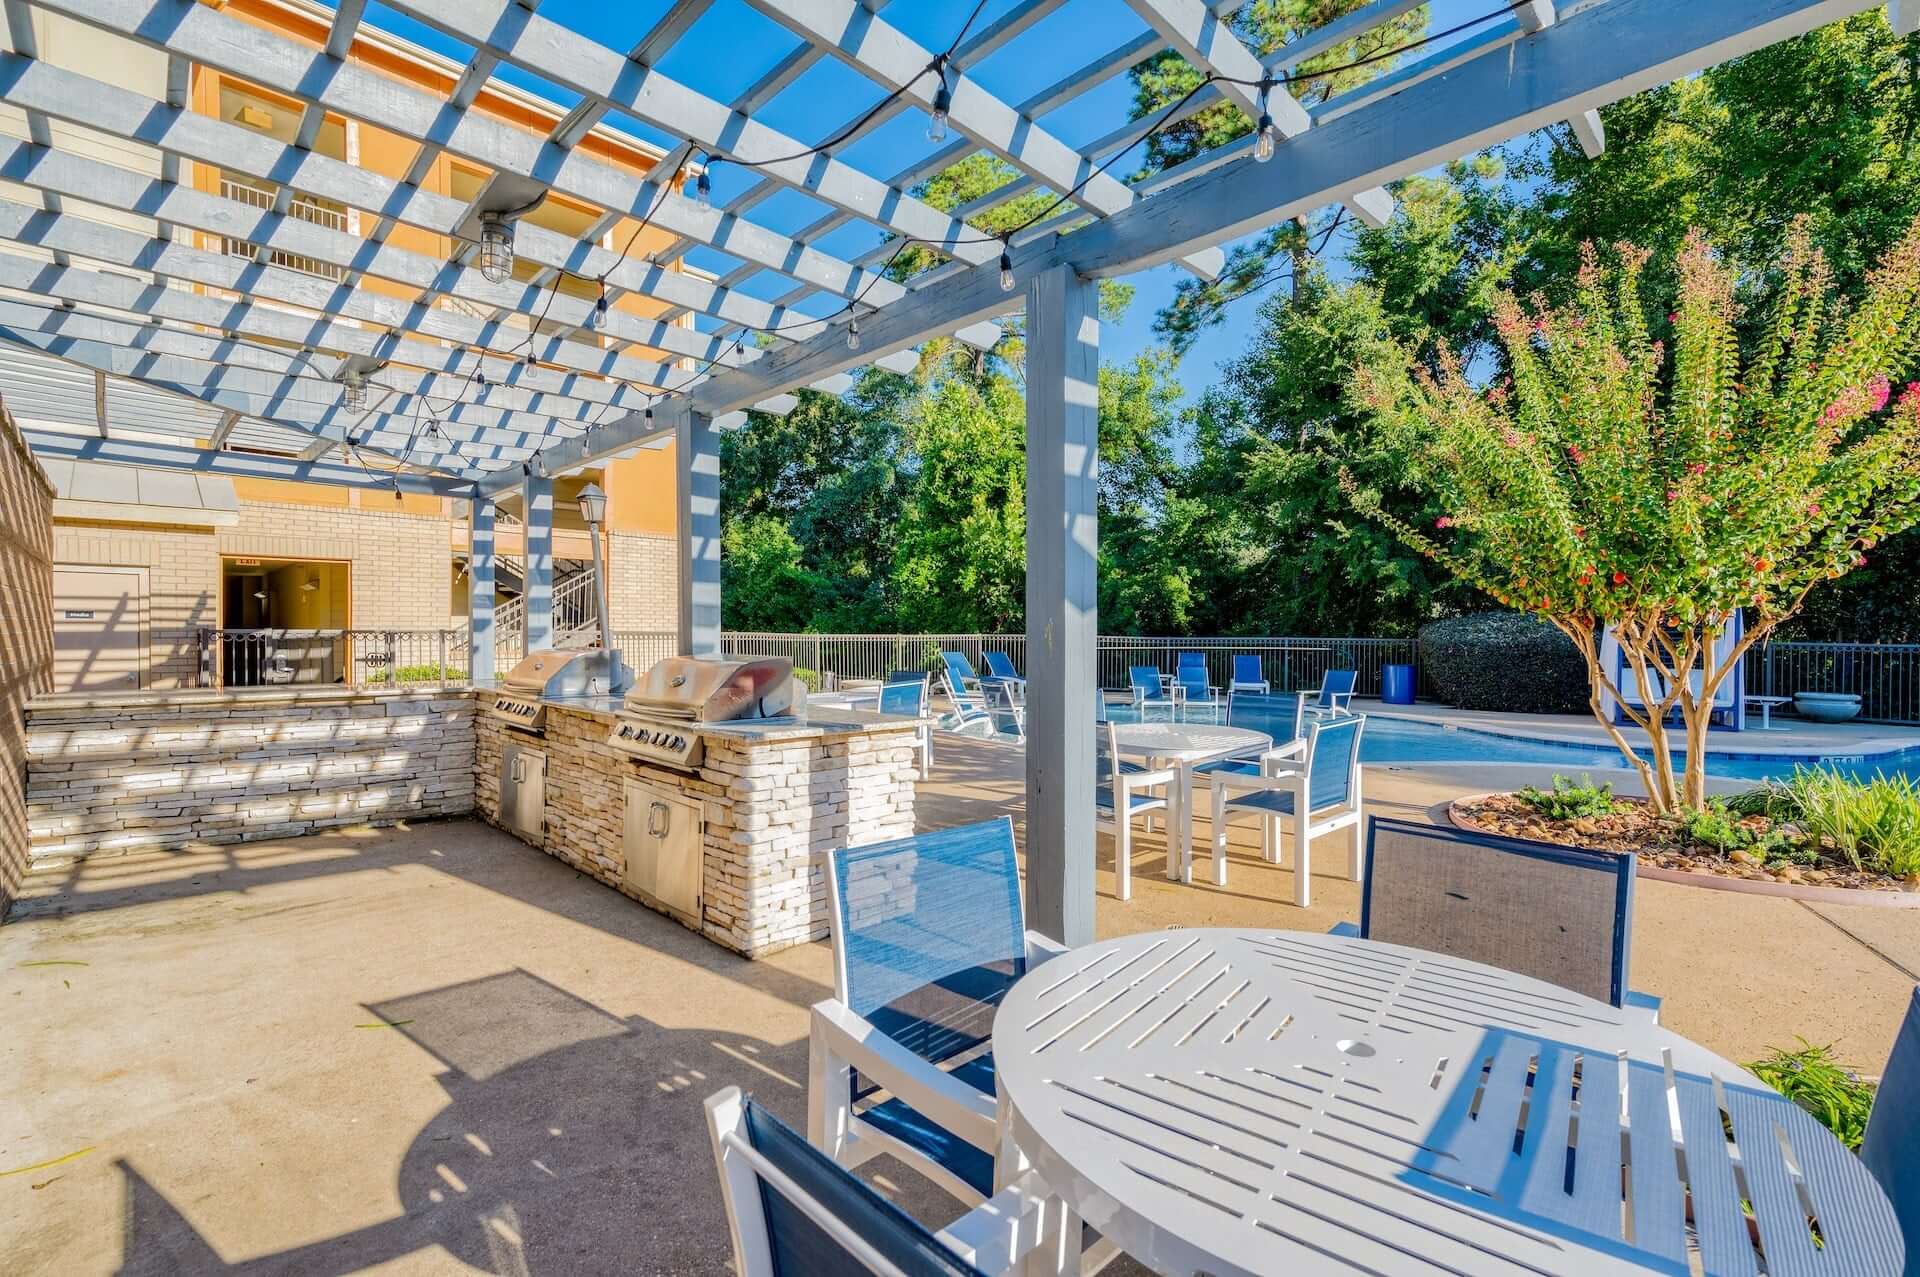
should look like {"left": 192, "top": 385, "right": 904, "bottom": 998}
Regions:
{"left": 187, "top": 627, "right": 1920, "bottom": 724}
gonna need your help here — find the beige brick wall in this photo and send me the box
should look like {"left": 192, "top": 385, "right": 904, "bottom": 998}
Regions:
{"left": 220, "top": 499, "right": 452, "bottom": 631}
{"left": 50, "top": 522, "right": 218, "bottom": 688}
{"left": 27, "top": 687, "right": 474, "bottom": 858}
{"left": 1, "top": 402, "right": 53, "bottom": 918}
{"left": 607, "top": 531, "right": 678, "bottom": 635}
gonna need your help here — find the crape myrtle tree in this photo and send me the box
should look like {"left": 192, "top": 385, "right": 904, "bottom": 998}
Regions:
{"left": 1344, "top": 217, "right": 1920, "bottom": 813}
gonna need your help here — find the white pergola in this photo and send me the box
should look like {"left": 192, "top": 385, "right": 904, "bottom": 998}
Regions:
{"left": 0, "top": 0, "right": 1886, "bottom": 940}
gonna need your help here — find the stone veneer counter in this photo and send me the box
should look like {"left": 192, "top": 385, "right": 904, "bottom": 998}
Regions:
{"left": 473, "top": 692, "right": 920, "bottom": 958}
{"left": 26, "top": 685, "right": 475, "bottom": 858}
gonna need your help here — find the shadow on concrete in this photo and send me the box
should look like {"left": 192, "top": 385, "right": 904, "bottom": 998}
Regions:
{"left": 112, "top": 968, "right": 829, "bottom": 1276}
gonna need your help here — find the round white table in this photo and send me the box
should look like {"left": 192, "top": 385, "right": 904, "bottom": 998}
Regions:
{"left": 994, "top": 929, "right": 1903, "bottom": 1277}
{"left": 1110, "top": 722, "right": 1274, "bottom": 882}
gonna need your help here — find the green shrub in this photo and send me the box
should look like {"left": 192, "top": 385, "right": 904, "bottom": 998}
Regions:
{"left": 1417, "top": 612, "right": 1590, "bottom": 714}
{"left": 1747, "top": 1040, "right": 1878, "bottom": 1151}
{"left": 1780, "top": 767, "right": 1920, "bottom": 877}
{"left": 792, "top": 666, "right": 824, "bottom": 693}
{"left": 366, "top": 662, "right": 459, "bottom": 685}
{"left": 1517, "top": 774, "right": 1617, "bottom": 820}
{"left": 1680, "top": 802, "right": 1745, "bottom": 852}
{"left": 1723, "top": 781, "right": 1801, "bottom": 822}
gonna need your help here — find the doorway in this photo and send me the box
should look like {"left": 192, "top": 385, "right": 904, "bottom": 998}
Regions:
{"left": 220, "top": 557, "right": 351, "bottom": 685}
{"left": 52, "top": 565, "right": 147, "bottom": 693}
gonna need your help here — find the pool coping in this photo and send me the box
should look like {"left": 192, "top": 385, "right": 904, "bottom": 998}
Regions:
{"left": 1358, "top": 706, "right": 1919, "bottom": 765}
{"left": 1446, "top": 795, "right": 1920, "bottom": 909}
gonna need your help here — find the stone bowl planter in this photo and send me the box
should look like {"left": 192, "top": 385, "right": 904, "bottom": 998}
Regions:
{"left": 1792, "top": 691, "right": 1862, "bottom": 723}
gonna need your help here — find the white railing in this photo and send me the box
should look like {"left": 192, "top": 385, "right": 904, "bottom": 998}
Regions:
{"left": 493, "top": 568, "right": 601, "bottom": 652}
{"left": 218, "top": 173, "right": 349, "bottom": 281}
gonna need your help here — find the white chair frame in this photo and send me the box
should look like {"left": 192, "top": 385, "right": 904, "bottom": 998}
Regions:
{"left": 709, "top": 1086, "right": 1073, "bottom": 1277}
{"left": 1205, "top": 713, "right": 1367, "bottom": 908}
{"left": 1093, "top": 721, "right": 1175, "bottom": 902}
{"left": 811, "top": 826, "right": 1068, "bottom": 1206}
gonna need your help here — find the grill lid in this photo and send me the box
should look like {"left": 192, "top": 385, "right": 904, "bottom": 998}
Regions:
{"left": 500, "top": 647, "right": 630, "bottom": 699}
{"left": 621, "top": 656, "right": 802, "bottom": 723}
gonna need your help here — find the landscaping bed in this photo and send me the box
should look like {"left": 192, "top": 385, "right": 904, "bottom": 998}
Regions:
{"left": 1450, "top": 772, "right": 1920, "bottom": 896}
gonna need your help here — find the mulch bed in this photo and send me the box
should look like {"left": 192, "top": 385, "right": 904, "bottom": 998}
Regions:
{"left": 1451, "top": 793, "right": 1920, "bottom": 894}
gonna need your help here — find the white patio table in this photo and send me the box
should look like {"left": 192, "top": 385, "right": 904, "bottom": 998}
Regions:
{"left": 994, "top": 928, "right": 1903, "bottom": 1277}
{"left": 1109, "top": 721, "right": 1273, "bottom": 882}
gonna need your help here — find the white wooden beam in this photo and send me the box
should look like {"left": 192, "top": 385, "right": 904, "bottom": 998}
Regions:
{"left": 676, "top": 407, "right": 721, "bottom": 657}
{"left": 92, "top": 368, "right": 107, "bottom": 436}
{"left": 1571, "top": 109, "right": 1606, "bottom": 159}
{"left": 208, "top": 408, "right": 241, "bottom": 449}
{"left": 468, "top": 495, "right": 497, "bottom": 681}
{"left": 23, "top": 429, "right": 476, "bottom": 495}
{"left": 745, "top": 0, "right": 1225, "bottom": 280}
{"left": 1890, "top": 0, "right": 1918, "bottom": 34}
{"left": 34, "top": 0, "right": 915, "bottom": 313}
{"left": 523, "top": 470, "right": 555, "bottom": 650}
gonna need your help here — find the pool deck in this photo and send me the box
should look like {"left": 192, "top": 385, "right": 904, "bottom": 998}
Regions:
{"left": 3, "top": 737, "right": 1917, "bottom": 1274}
{"left": 1353, "top": 697, "right": 1920, "bottom": 758}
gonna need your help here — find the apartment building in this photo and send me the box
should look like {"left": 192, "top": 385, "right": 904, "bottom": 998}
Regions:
{"left": 6, "top": 0, "right": 694, "bottom": 691}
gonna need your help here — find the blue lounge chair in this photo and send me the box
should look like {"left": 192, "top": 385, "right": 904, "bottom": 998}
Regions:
{"left": 982, "top": 679, "right": 1024, "bottom": 739}
{"left": 1127, "top": 665, "right": 1179, "bottom": 719}
{"left": 939, "top": 651, "right": 985, "bottom": 716}
{"left": 811, "top": 818, "right": 1067, "bottom": 1206}
{"left": 1333, "top": 817, "right": 1661, "bottom": 1018}
{"left": 877, "top": 676, "right": 933, "bottom": 779}
{"left": 1305, "top": 668, "right": 1357, "bottom": 712}
{"left": 1229, "top": 654, "right": 1269, "bottom": 694}
{"left": 1204, "top": 711, "right": 1366, "bottom": 905}
{"left": 982, "top": 651, "right": 1024, "bottom": 684}
{"left": 1173, "top": 652, "right": 1218, "bottom": 715}
{"left": 1094, "top": 720, "right": 1173, "bottom": 901}
{"left": 708, "top": 1087, "right": 1066, "bottom": 1276}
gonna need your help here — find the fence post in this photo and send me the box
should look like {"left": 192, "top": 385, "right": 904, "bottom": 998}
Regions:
{"left": 439, "top": 630, "right": 449, "bottom": 685}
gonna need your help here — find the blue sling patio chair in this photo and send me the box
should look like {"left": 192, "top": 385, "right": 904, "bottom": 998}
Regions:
{"left": 812, "top": 818, "right": 1068, "bottom": 1207}
{"left": 1204, "top": 711, "right": 1367, "bottom": 906}
{"left": 1127, "top": 665, "right": 1180, "bottom": 719}
{"left": 877, "top": 676, "right": 933, "bottom": 780}
{"left": 939, "top": 651, "right": 986, "bottom": 718}
{"left": 1306, "top": 668, "right": 1357, "bottom": 712}
{"left": 1229, "top": 654, "right": 1270, "bottom": 694}
{"left": 1861, "top": 985, "right": 1920, "bottom": 1269}
{"left": 982, "top": 651, "right": 1024, "bottom": 684}
{"left": 708, "top": 1087, "right": 1070, "bottom": 1277}
{"left": 982, "top": 678, "right": 1025, "bottom": 740}
{"left": 1331, "top": 817, "right": 1662, "bottom": 1019}
{"left": 1173, "top": 653, "right": 1219, "bottom": 715}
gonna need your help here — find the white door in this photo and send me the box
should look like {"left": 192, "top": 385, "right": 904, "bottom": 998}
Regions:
{"left": 52, "top": 566, "right": 146, "bottom": 692}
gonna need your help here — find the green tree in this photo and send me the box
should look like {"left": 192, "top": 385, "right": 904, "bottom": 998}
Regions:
{"left": 1346, "top": 219, "right": 1920, "bottom": 812}
{"left": 721, "top": 516, "right": 834, "bottom": 632}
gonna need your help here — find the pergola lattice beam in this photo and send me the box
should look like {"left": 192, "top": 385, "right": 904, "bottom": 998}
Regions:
{"left": 746, "top": 0, "right": 1225, "bottom": 283}
{"left": 34, "top": 0, "right": 921, "bottom": 318}
{"left": 25, "top": 428, "right": 476, "bottom": 494}
{"left": 537, "top": 0, "right": 1869, "bottom": 492}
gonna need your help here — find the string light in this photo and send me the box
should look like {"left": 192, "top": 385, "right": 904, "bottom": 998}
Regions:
{"left": 590, "top": 282, "right": 610, "bottom": 331}
{"left": 1253, "top": 82, "right": 1278, "bottom": 164}
{"left": 695, "top": 160, "right": 712, "bottom": 209}
{"left": 927, "top": 60, "right": 952, "bottom": 143}
{"left": 473, "top": 368, "right": 489, "bottom": 400}
{"left": 845, "top": 315, "right": 861, "bottom": 351}
{"left": 998, "top": 243, "right": 1015, "bottom": 293}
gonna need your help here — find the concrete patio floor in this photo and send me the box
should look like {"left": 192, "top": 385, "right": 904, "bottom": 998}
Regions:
{"left": 3, "top": 736, "right": 1916, "bottom": 1274}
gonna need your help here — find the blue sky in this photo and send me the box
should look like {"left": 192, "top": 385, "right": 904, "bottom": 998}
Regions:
{"left": 358, "top": 0, "right": 1501, "bottom": 401}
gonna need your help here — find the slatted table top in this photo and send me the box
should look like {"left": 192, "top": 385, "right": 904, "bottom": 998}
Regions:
{"left": 993, "top": 929, "right": 1902, "bottom": 1277}
{"left": 1109, "top": 722, "right": 1271, "bottom": 761}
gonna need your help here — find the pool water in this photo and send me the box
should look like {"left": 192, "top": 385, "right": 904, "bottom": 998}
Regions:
{"left": 943, "top": 696, "right": 1920, "bottom": 786}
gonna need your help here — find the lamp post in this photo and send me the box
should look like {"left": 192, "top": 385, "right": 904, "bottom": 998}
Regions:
{"left": 575, "top": 483, "right": 617, "bottom": 665}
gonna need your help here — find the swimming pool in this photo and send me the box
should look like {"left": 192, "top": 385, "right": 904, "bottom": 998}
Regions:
{"left": 942, "top": 696, "right": 1920, "bottom": 786}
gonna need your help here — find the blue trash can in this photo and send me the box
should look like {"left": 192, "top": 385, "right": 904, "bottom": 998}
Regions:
{"left": 1381, "top": 663, "right": 1415, "bottom": 705}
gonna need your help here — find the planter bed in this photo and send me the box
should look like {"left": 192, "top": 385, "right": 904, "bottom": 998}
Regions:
{"left": 1448, "top": 791, "right": 1920, "bottom": 904}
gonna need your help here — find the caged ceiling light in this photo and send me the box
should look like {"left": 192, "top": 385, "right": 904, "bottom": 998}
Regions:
{"left": 478, "top": 211, "right": 514, "bottom": 283}
{"left": 340, "top": 372, "right": 366, "bottom": 412}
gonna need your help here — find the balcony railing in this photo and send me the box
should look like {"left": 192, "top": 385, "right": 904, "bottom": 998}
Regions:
{"left": 218, "top": 174, "right": 349, "bottom": 282}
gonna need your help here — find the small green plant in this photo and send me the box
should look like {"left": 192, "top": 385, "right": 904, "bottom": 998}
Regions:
{"left": 1724, "top": 781, "right": 1801, "bottom": 822}
{"left": 1747, "top": 1040, "right": 1879, "bottom": 1151}
{"left": 1785, "top": 767, "right": 1920, "bottom": 877}
{"left": 1680, "top": 802, "right": 1745, "bottom": 853}
{"left": 366, "top": 662, "right": 460, "bottom": 685}
{"left": 1517, "top": 774, "right": 1618, "bottom": 820}
{"left": 792, "top": 666, "right": 825, "bottom": 693}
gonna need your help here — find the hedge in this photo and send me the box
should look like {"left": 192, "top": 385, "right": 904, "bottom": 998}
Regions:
{"left": 1418, "top": 612, "right": 1591, "bottom": 714}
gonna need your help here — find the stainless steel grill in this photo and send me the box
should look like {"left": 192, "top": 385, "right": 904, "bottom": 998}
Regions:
{"left": 607, "top": 656, "right": 804, "bottom": 769}
{"left": 490, "top": 647, "right": 631, "bottom": 732}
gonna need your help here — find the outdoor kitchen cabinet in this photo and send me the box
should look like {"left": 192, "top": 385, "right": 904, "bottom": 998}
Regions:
{"left": 621, "top": 778, "right": 702, "bottom": 927}
{"left": 499, "top": 742, "right": 546, "bottom": 846}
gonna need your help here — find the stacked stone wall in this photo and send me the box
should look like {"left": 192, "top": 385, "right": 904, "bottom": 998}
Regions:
{"left": 27, "top": 688, "right": 474, "bottom": 858}
{"left": 0, "top": 402, "right": 53, "bottom": 917}
{"left": 476, "top": 699, "right": 918, "bottom": 957}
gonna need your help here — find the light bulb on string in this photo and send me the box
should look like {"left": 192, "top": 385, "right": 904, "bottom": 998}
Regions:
{"left": 695, "top": 160, "right": 712, "bottom": 209}
{"left": 998, "top": 246, "right": 1015, "bottom": 293}
{"left": 846, "top": 315, "right": 861, "bottom": 352}
{"left": 927, "top": 80, "right": 952, "bottom": 143}
{"left": 590, "top": 282, "right": 610, "bottom": 331}
{"left": 1253, "top": 82, "right": 1278, "bottom": 164}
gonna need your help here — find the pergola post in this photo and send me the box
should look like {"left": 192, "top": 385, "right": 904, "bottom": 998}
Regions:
{"left": 468, "top": 496, "right": 496, "bottom": 682}
{"left": 523, "top": 469, "right": 554, "bottom": 651}
{"left": 677, "top": 409, "right": 722, "bottom": 657}
{"left": 1023, "top": 264, "right": 1101, "bottom": 947}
